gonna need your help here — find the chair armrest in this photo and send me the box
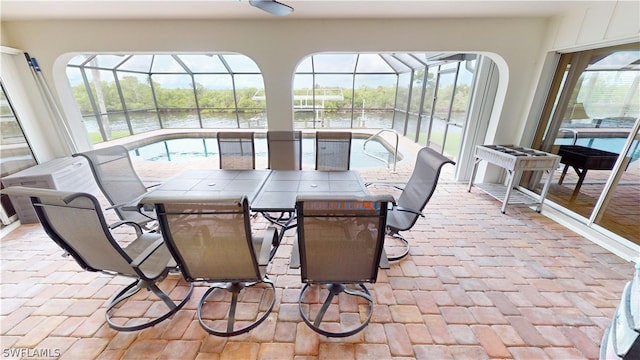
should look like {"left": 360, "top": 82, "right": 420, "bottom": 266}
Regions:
{"left": 364, "top": 182, "right": 405, "bottom": 191}
{"left": 109, "top": 220, "right": 144, "bottom": 232}
{"left": 107, "top": 197, "right": 157, "bottom": 220}
{"left": 145, "top": 183, "right": 161, "bottom": 190}
{"left": 106, "top": 201, "right": 141, "bottom": 213}
{"left": 393, "top": 205, "right": 425, "bottom": 218}
{"left": 111, "top": 191, "right": 152, "bottom": 212}
{"left": 104, "top": 203, "right": 115, "bottom": 210}
{"left": 258, "top": 227, "right": 278, "bottom": 266}
{"left": 130, "top": 238, "right": 166, "bottom": 268}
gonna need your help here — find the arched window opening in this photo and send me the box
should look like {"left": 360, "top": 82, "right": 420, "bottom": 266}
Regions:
{"left": 67, "top": 51, "right": 484, "bottom": 163}
{"left": 293, "top": 52, "right": 479, "bottom": 160}
{"left": 66, "top": 54, "right": 266, "bottom": 144}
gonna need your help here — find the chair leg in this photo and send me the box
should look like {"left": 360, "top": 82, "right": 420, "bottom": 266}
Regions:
{"left": 197, "top": 278, "right": 276, "bottom": 337}
{"left": 385, "top": 231, "right": 410, "bottom": 262}
{"left": 106, "top": 279, "right": 193, "bottom": 332}
{"left": 262, "top": 211, "right": 295, "bottom": 228}
{"left": 261, "top": 211, "right": 297, "bottom": 260}
{"left": 298, "top": 283, "right": 374, "bottom": 338}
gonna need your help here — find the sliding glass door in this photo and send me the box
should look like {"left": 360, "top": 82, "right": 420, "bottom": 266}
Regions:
{"left": 0, "top": 82, "right": 37, "bottom": 225}
{"left": 528, "top": 43, "right": 639, "bottom": 246}
{"left": 592, "top": 124, "right": 639, "bottom": 242}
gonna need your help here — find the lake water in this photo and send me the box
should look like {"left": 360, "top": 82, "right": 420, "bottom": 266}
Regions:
{"left": 83, "top": 110, "right": 395, "bottom": 138}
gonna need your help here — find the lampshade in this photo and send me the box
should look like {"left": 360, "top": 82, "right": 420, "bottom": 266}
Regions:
{"left": 570, "top": 103, "right": 588, "bottom": 119}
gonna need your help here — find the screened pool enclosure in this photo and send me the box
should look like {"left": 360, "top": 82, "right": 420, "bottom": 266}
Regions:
{"left": 67, "top": 52, "right": 478, "bottom": 159}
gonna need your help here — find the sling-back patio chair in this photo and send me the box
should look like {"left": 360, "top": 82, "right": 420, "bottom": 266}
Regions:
{"left": 146, "top": 194, "right": 278, "bottom": 337}
{"left": 315, "top": 131, "right": 352, "bottom": 171}
{"left": 217, "top": 131, "right": 256, "bottom": 170}
{"left": 263, "top": 130, "right": 304, "bottom": 231}
{"left": 73, "top": 145, "right": 158, "bottom": 233}
{"left": 267, "top": 130, "right": 303, "bottom": 170}
{"left": 295, "top": 194, "right": 394, "bottom": 337}
{"left": 367, "top": 146, "right": 455, "bottom": 261}
{"left": 3, "top": 186, "right": 193, "bottom": 332}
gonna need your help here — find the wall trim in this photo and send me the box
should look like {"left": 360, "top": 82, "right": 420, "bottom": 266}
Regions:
{"left": 0, "top": 46, "right": 22, "bottom": 55}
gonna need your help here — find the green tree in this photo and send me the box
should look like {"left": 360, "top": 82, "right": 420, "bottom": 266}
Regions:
{"left": 119, "top": 76, "right": 154, "bottom": 110}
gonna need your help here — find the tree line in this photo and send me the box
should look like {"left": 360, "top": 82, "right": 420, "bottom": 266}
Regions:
{"left": 71, "top": 75, "right": 470, "bottom": 115}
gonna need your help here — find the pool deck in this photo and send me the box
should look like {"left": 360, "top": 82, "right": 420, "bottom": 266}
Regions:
{"left": 3, "top": 131, "right": 636, "bottom": 359}
{"left": 95, "top": 128, "right": 415, "bottom": 152}
{"left": 106, "top": 128, "right": 423, "bottom": 182}
{"left": 1, "top": 155, "right": 634, "bottom": 360}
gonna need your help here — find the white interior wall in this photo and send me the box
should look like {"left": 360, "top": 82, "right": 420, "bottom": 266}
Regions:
{"left": 2, "top": 18, "right": 548, "bottom": 158}
{"left": 550, "top": 0, "right": 640, "bottom": 52}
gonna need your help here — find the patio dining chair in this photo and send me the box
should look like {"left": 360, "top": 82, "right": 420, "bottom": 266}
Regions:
{"left": 315, "top": 131, "right": 352, "bottom": 171}
{"left": 267, "top": 130, "right": 303, "bottom": 170}
{"left": 367, "top": 146, "right": 455, "bottom": 261}
{"left": 145, "top": 194, "right": 278, "bottom": 337}
{"left": 73, "top": 145, "right": 158, "bottom": 233}
{"left": 2, "top": 186, "right": 193, "bottom": 332}
{"left": 295, "top": 194, "right": 394, "bottom": 337}
{"left": 217, "top": 131, "right": 256, "bottom": 169}
{"left": 263, "top": 130, "right": 303, "bottom": 232}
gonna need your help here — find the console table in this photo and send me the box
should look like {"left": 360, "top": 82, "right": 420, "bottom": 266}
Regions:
{"left": 557, "top": 145, "right": 620, "bottom": 200}
{"left": 467, "top": 145, "right": 560, "bottom": 213}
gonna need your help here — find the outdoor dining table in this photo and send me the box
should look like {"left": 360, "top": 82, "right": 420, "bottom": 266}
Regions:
{"left": 250, "top": 170, "right": 369, "bottom": 212}
{"left": 556, "top": 145, "right": 623, "bottom": 200}
{"left": 139, "top": 168, "right": 391, "bottom": 268}
{"left": 140, "top": 169, "right": 271, "bottom": 200}
{"left": 141, "top": 169, "right": 368, "bottom": 209}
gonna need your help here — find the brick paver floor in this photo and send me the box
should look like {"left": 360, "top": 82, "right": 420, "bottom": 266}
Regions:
{"left": 1, "top": 154, "right": 636, "bottom": 359}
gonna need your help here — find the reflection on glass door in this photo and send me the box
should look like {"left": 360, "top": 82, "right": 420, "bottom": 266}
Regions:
{"left": 0, "top": 82, "right": 37, "bottom": 225}
{"left": 528, "top": 43, "right": 640, "bottom": 245}
{"left": 0, "top": 83, "right": 37, "bottom": 175}
{"left": 594, "top": 125, "right": 640, "bottom": 245}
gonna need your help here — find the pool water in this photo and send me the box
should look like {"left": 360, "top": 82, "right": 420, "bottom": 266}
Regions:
{"left": 554, "top": 137, "right": 640, "bottom": 161}
{"left": 129, "top": 137, "right": 401, "bottom": 169}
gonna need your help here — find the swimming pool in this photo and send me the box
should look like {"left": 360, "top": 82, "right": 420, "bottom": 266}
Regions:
{"left": 554, "top": 137, "right": 640, "bottom": 161}
{"left": 129, "top": 136, "right": 402, "bottom": 169}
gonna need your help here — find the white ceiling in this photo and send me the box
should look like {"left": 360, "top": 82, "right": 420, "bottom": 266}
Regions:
{"left": 0, "top": 0, "right": 595, "bottom": 21}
